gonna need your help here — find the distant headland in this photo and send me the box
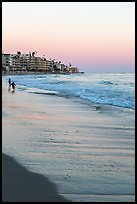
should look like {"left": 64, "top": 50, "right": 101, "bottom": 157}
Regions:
{"left": 2, "top": 51, "right": 84, "bottom": 75}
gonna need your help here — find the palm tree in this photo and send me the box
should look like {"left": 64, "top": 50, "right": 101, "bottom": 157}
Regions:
{"left": 32, "top": 52, "right": 35, "bottom": 57}
{"left": 69, "top": 63, "right": 72, "bottom": 67}
{"left": 17, "top": 51, "right": 21, "bottom": 58}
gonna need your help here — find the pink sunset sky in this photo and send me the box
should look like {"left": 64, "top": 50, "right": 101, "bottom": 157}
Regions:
{"left": 2, "top": 2, "right": 135, "bottom": 73}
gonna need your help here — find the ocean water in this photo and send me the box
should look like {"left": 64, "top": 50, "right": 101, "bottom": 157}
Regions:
{"left": 4, "top": 72, "right": 135, "bottom": 110}
{"left": 2, "top": 73, "right": 135, "bottom": 202}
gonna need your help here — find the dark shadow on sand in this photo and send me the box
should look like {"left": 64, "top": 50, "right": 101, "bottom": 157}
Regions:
{"left": 2, "top": 154, "right": 70, "bottom": 202}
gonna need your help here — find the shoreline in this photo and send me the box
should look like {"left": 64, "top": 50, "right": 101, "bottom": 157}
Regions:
{"left": 2, "top": 70, "right": 82, "bottom": 76}
{"left": 2, "top": 80, "right": 72, "bottom": 202}
{"left": 2, "top": 78, "right": 135, "bottom": 202}
{"left": 2, "top": 70, "right": 57, "bottom": 76}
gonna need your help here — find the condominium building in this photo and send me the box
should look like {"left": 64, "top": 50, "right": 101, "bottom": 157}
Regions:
{"left": 2, "top": 52, "right": 80, "bottom": 74}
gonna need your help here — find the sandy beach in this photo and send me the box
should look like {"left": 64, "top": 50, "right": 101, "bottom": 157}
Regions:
{"left": 2, "top": 77, "right": 135, "bottom": 202}
{"left": 2, "top": 153, "right": 70, "bottom": 202}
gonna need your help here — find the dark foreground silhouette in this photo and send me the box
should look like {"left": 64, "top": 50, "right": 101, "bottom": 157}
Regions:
{"left": 2, "top": 154, "right": 71, "bottom": 202}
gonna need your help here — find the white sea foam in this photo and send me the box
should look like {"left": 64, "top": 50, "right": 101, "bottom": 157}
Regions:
{"left": 3, "top": 73, "right": 135, "bottom": 110}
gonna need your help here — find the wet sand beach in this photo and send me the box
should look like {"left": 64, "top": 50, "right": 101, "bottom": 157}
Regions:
{"left": 2, "top": 154, "right": 70, "bottom": 202}
{"left": 2, "top": 78, "right": 135, "bottom": 202}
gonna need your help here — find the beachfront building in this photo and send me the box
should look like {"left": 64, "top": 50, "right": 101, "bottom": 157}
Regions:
{"left": 2, "top": 54, "right": 6, "bottom": 70}
{"left": 13, "top": 53, "right": 31, "bottom": 71}
{"left": 2, "top": 53, "right": 14, "bottom": 71}
{"left": 2, "top": 52, "right": 80, "bottom": 74}
{"left": 31, "top": 56, "right": 51, "bottom": 73}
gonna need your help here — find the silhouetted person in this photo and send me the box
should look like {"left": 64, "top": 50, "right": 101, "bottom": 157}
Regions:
{"left": 11, "top": 81, "right": 16, "bottom": 93}
{"left": 8, "top": 78, "right": 11, "bottom": 91}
